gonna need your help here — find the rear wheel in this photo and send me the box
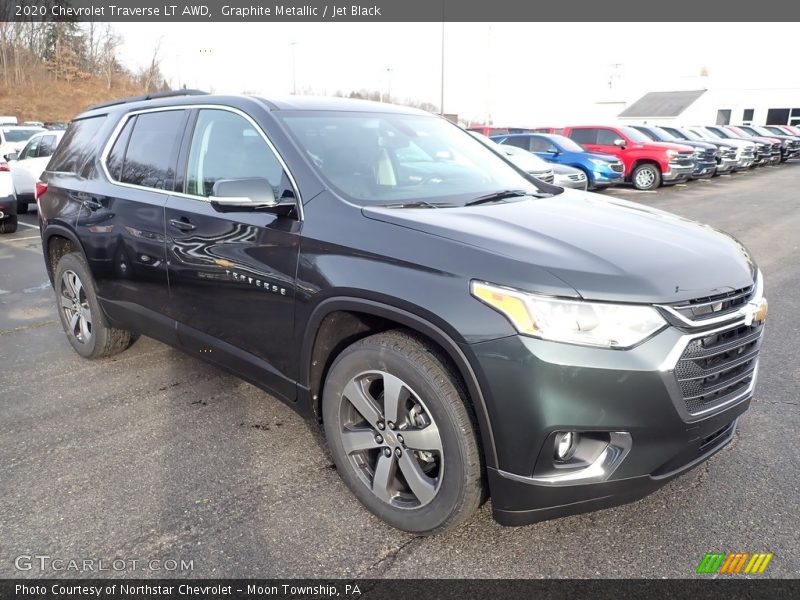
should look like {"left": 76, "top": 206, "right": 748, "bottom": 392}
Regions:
{"left": 323, "top": 330, "right": 483, "bottom": 535}
{"left": 54, "top": 252, "right": 136, "bottom": 359}
{"left": 631, "top": 163, "right": 661, "bottom": 190}
{"left": 0, "top": 215, "right": 17, "bottom": 233}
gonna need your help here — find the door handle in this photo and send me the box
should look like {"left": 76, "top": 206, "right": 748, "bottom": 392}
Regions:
{"left": 169, "top": 218, "right": 196, "bottom": 232}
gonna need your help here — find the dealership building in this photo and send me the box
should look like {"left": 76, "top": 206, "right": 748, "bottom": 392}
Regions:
{"left": 612, "top": 87, "right": 800, "bottom": 127}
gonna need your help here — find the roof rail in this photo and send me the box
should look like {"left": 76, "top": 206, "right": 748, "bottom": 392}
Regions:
{"left": 87, "top": 89, "right": 209, "bottom": 111}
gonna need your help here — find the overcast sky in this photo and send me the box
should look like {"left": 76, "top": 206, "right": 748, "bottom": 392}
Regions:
{"left": 113, "top": 22, "right": 800, "bottom": 124}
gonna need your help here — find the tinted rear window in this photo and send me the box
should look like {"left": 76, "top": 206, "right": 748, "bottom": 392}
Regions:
{"left": 110, "top": 110, "right": 187, "bottom": 190}
{"left": 48, "top": 116, "right": 107, "bottom": 176}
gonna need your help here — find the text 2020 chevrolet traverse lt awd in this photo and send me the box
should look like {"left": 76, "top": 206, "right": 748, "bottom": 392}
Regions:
{"left": 38, "top": 92, "right": 767, "bottom": 534}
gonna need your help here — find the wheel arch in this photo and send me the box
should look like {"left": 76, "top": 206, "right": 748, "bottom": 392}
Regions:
{"left": 629, "top": 158, "right": 662, "bottom": 174}
{"left": 42, "top": 225, "right": 88, "bottom": 286}
{"left": 300, "top": 297, "right": 498, "bottom": 468}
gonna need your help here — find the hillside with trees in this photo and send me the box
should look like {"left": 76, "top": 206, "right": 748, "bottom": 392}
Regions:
{"left": 0, "top": 11, "right": 168, "bottom": 122}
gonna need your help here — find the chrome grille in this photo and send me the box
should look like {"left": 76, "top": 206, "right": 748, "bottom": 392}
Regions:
{"left": 668, "top": 285, "right": 754, "bottom": 322}
{"left": 568, "top": 173, "right": 586, "bottom": 182}
{"left": 675, "top": 321, "right": 763, "bottom": 415}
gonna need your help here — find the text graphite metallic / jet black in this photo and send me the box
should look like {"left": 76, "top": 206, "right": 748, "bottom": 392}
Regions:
{"left": 37, "top": 92, "right": 768, "bottom": 534}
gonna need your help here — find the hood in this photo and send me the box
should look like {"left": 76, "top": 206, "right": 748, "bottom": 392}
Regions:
{"left": 362, "top": 192, "right": 755, "bottom": 304}
{"left": 633, "top": 141, "right": 694, "bottom": 153}
{"left": 584, "top": 151, "right": 620, "bottom": 163}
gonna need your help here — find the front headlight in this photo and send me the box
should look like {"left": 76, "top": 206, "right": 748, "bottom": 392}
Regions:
{"left": 471, "top": 281, "right": 666, "bottom": 349}
{"left": 588, "top": 158, "right": 607, "bottom": 167}
{"left": 666, "top": 149, "right": 679, "bottom": 158}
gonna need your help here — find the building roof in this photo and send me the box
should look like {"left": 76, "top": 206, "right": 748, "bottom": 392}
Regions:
{"left": 618, "top": 90, "right": 707, "bottom": 118}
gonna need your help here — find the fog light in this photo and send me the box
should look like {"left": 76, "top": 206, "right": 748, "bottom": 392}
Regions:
{"left": 555, "top": 431, "right": 578, "bottom": 461}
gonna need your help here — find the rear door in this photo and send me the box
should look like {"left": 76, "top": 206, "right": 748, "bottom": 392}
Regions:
{"left": 76, "top": 108, "right": 189, "bottom": 340}
{"left": 164, "top": 107, "right": 302, "bottom": 399}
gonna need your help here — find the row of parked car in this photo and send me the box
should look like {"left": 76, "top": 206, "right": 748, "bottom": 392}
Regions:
{"left": 468, "top": 123, "right": 800, "bottom": 191}
{"left": 1, "top": 112, "right": 799, "bottom": 233}
{"left": 1, "top": 124, "right": 67, "bottom": 232}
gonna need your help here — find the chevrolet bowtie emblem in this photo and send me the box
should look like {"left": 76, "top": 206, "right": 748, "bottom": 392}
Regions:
{"left": 745, "top": 298, "right": 768, "bottom": 326}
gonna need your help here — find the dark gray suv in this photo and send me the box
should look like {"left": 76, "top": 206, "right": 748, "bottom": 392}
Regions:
{"left": 38, "top": 91, "right": 767, "bottom": 534}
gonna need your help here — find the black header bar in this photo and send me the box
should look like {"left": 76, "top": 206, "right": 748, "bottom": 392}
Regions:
{"left": 5, "top": 0, "right": 800, "bottom": 22}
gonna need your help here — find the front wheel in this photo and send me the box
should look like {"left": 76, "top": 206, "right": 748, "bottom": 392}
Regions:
{"left": 631, "top": 163, "right": 661, "bottom": 190}
{"left": 323, "top": 330, "right": 484, "bottom": 535}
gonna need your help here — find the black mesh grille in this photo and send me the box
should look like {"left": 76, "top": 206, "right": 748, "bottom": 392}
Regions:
{"left": 675, "top": 321, "right": 763, "bottom": 415}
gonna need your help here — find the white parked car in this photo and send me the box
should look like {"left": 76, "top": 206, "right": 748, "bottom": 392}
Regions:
{"left": 0, "top": 161, "right": 17, "bottom": 233}
{"left": 8, "top": 129, "right": 64, "bottom": 213}
{"left": 0, "top": 125, "right": 45, "bottom": 162}
{"left": 468, "top": 131, "right": 555, "bottom": 183}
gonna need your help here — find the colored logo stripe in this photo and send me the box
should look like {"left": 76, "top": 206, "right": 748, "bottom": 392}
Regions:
{"left": 697, "top": 552, "right": 773, "bottom": 574}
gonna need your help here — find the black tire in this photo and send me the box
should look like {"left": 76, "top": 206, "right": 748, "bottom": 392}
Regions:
{"left": 631, "top": 163, "right": 661, "bottom": 191}
{"left": 0, "top": 215, "right": 17, "bottom": 233}
{"left": 53, "top": 252, "right": 135, "bottom": 359}
{"left": 17, "top": 199, "right": 29, "bottom": 214}
{"left": 323, "top": 330, "right": 483, "bottom": 535}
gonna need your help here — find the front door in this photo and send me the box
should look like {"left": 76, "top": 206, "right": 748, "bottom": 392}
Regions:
{"left": 165, "top": 108, "right": 302, "bottom": 400}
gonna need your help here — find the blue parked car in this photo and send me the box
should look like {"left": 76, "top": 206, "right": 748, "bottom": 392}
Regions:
{"left": 491, "top": 133, "right": 625, "bottom": 190}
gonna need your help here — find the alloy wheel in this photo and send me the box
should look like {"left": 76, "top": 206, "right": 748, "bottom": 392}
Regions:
{"left": 337, "top": 370, "right": 444, "bottom": 509}
{"left": 60, "top": 270, "right": 92, "bottom": 344}
{"left": 635, "top": 168, "right": 655, "bottom": 188}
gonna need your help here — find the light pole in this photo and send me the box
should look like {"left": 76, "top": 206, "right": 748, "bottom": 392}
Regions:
{"left": 289, "top": 41, "right": 298, "bottom": 95}
{"left": 385, "top": 67, "right": 393, "bottom": 103}
{"left": 440, "top": 22, "right": 445, "bottom": 115}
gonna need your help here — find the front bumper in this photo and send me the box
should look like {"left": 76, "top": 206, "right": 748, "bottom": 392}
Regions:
{"left": 661, "top": 162, "right": 694, "bottom": 183}
{"left": 591, "top": 169, "right": 624, "bottom": 188}
{"left": 469, "top": 296, "right": 764, "bottom": 526}
{"left": 690, "top": 159, "right": 717, "bottom": 179}
{"left": 715, "top": 157, "right": 738, "bottom": 174}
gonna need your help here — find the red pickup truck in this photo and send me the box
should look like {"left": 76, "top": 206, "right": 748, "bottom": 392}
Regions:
{"left": 557, "top": 125, "right": 696, "bottom": 190}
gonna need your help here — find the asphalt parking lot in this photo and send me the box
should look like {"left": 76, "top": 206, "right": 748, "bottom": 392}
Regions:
{"left": 1, "top": 164, "right": 799, "bottom": 579}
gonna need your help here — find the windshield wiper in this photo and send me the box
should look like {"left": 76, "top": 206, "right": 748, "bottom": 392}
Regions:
{"left": 465, "top": 189, "right": 535, "bottom": 206}
{"left": 380, "top": 200, "right": 455, "bottom": 209}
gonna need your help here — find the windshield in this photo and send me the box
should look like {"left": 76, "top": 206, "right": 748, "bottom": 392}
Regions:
{"left": 2, "top": 127, "right": 43, "bottom": 142}
{"left": 675, "top": 127, "right": 701, "bottom": 141}
{"left": 754, "top": 126, "right": 779, "bottom": 136}
{"left": 705, "top": 127, "right": 733, "bottom": 139}
{"left": 619, "top": 126, "right": 652, "bottom": 143}
{"left": 547, "top": 134, "right": 585, "bottom": 153}
{"left": 279, "top": 112, "right": 541, "bottom": 204}
{"left": 652, "top": 127, "right": 680, "bottom": 142}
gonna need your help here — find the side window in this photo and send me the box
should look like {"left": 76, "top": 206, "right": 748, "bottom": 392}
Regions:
{"left": 108, "top": 110, "right": 187, "bottom": 190}
{"left": 501, "top": 136, "right": 530, "bottom": 151}
{"left": 20, "top": 137, "right": 40, "bottom": 160}
{"left": 568, "top": 128, "right": 598, "bottom": 145}
{"left": 48, "top": 116, "right": 107, "bottom": 175}
{"left": 529, "top": 137, "right": 554, "bottom": 152}
{"left": 106, "top": 116, "right": 136, "bottom": 181}
{"left": 37, "top": 135, "right": 57, "bottom": 158}
{"left": 596, "top": 129, "right": 621, "bottom": 146}
{"left": 185, "top": 109, "right": 286, "bottom": 198}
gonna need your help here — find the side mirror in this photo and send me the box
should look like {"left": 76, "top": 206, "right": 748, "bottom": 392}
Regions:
{"left": 5, "top": 152, "right": 18, "bottom": 161}
{"left": 613, "top": 138, "right": 626, "bottom": 148}
{"left": 209, "top": 178, "right": 278, "bottom": 209}
{"left": 548, "top": 148, "right": 560, "bottom": 156}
